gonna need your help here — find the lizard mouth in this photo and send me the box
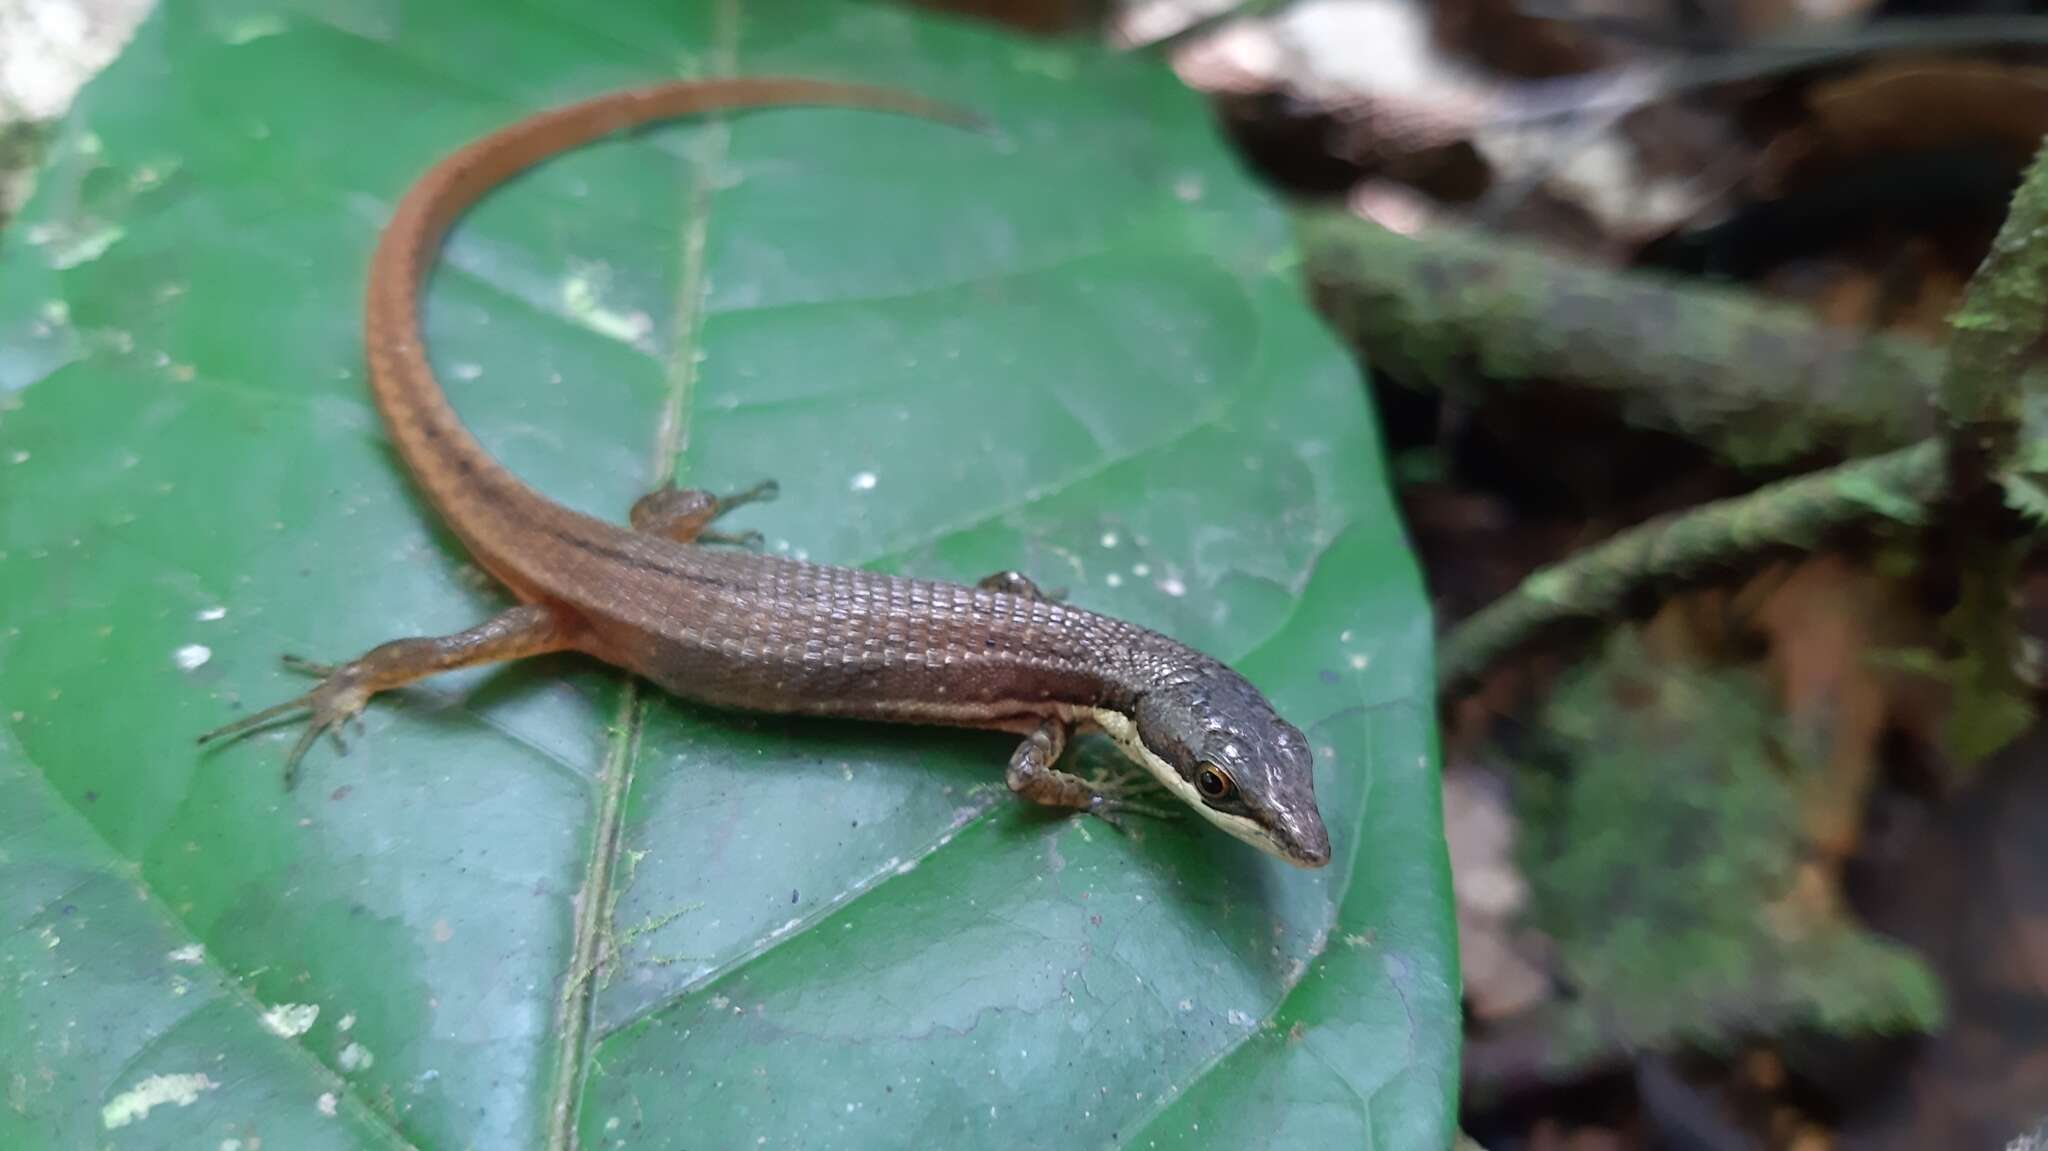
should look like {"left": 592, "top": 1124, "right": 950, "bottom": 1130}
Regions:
{"left": 1202, "top": 805, "right": 1331, "bottom": 868}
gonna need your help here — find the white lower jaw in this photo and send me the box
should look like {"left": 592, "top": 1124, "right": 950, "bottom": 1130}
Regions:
{"left": 1078, "top": 708, "right": 1295, "bottom": 863}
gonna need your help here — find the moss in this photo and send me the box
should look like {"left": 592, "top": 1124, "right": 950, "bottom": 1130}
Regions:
{"left": 1515, "top": 634, "right": 1943, "bottom": 1061}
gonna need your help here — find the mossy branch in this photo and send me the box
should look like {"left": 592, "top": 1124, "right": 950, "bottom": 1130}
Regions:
{"left": 1438, "top": 443, "right": 1944, "bottom": 691}
{"left": 1296, "top": 210, "right": 2013, "bottom": 469}
{"left": 1944, "top": 138, "right": 2048, "bottom": 435}
{"left": 1432, "top": 139, "right": 2048, "bottom": 694}
{"left": 1929, "top": 137, "right": 2048, "bottom": 763}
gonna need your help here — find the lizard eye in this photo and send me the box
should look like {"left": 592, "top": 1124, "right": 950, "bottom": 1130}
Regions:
{"left": 1196, "top": 764, "right": 1235, "bottom": 801}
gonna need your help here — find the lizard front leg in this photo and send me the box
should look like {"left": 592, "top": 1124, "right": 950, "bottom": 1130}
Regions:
{"left": 197, "top": 603, "right": 577, "bottom": 786}
{"left": 1005, "top": 718, "right": 1173, "bottom": 828}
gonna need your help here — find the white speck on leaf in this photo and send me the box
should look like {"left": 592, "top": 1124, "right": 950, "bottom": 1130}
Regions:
{"left": 338, "top": 1012, "right": 356, "bottom": 1031}
{"left": 1105, "top": 573, "right": 1123, "bottom": 588}
{"left": 338, "top": 1041, "right": 374, "bottom": 1072}
{"left": 166, "top": 944, "right": 204, "bottom": 964}
{"left": 37, "top": 220, "right": 125, "bottom": 269}
{"left": 850, "top": 471, "right": 877, "bottom": 492}
{"left": 1100, "top": 531, "right": 1119, "bottom": 548}
{"left": 1157, "top": 576, "right": 1186, "bottom": 597}
{"left": 1349, "top": 653, "right": 1370, "bottom": 670}
{"left": 8, "top": 451, "right": 26, "bottom": 464}
{"left": 261, "top": 1002, "right": 318, "bottom": 1037}
{"left": 317, "top": 1092, "right": 337, "bottom": 1117}
{"left": 173, "top": 644, "right": 211, "bottom": 671}
{"left": 101, "top": 1073, "right": 217, "bottom": 1129}
{"left": 561, "top": 270, "right": 655, "bottom": 347}
{"left": 450, "top": 362, "right": 482, "bottom": 380}
{"left": 222, "top": 12, "right": 285, "bottom": 42}
{"left": 1227, "top": 1009, "right": 1253, "bottom": 1027}
{"left": 195, "top": 606, "right": 226, "bottom": 622}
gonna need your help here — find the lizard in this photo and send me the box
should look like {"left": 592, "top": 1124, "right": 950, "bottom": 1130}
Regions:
{"left": 197, "top": 77, "right": 1332, "bottom": 869}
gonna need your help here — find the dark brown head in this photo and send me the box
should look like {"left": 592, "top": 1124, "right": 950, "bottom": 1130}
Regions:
{"left": 1107, "top": 666, "right": 1330, "bottom": 868}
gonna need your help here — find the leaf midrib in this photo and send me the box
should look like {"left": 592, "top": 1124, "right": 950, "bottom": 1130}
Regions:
{"left": 543, "top": 1, "right": 737, "bottom": 1146}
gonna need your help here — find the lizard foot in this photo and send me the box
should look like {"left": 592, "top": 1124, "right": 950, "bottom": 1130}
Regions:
{"left": 1079, "top": 767, "right": 1180, "bottom": 829}
{"left": 196, "top": 654, "right": 375, "bottom": 788}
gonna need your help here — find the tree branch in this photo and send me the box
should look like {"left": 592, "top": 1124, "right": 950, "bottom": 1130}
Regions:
{"left": 1297, "top": 209, "right": 1992, "bottom": 469}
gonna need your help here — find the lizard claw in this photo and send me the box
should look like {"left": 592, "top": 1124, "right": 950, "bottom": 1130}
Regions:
{"left": 1067, "top": 765, "right": 1179, "bottom": 830}
{"left": 717, "top": 478, "right": 779, "bottom": 511}
{"left": 699, "top": 528, "right": 766, "bottom": 550}
{"left": 1085, "top": 793, "right": 1180, "bottom": 831}
{"left": 280, "top": 653, "right": 336, "bottom": 677}
{"left": 1081, "top": 767, "right": 1168, "bottom": 801}
{"left": 197, "top": 660, "right": 374, "bottom": 789}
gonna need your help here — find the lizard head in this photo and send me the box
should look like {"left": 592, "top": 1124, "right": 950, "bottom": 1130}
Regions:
{"left": 1109, "top": 666, "right": 1330, "bottom": 868}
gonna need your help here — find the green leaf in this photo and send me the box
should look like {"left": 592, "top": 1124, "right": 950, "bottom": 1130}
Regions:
{"left": 2005, "top": 470, "right": 2048, "bottom": 527}
{"left": 0, "top": 2, "right": 1456, "bottom": 1148}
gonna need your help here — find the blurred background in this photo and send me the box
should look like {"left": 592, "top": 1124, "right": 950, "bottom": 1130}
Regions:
{"left": 11, "top": 0, "right": 2048, "bottom": 1147}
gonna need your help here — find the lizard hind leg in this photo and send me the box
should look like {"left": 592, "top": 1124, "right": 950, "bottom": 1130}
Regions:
{"left": 196, "top": 603, "right": 576, "bottom": 787}
{"left": 630, "top": 478, "right": 778, "bottom": 548}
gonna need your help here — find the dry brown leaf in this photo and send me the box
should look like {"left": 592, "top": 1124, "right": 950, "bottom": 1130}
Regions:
{"left": 1786, "top": 1121, "right": 1836, "bottom": 1151}
{"left": 1444, "top": 763, "right": 1553, "bottom": 1021}
{"left": 1760, "top": 241, "right": 1962, "bottom": 344}
{"left": 1751, "top": 557, "right": 1895, "bottom": 864}
{"left": 1804, "top": 262, "right": 1886, "bottom": 331}
{"left": 1807, "top": 56, "right": 2048, "bottom": 160}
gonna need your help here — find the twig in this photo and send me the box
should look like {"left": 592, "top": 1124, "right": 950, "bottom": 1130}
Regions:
{"left": 1437, "top": 443, "right": 1944, "bottom": 691}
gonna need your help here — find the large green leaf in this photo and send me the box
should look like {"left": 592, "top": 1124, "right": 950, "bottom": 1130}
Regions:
{"left": 0, "top": 1, "right": 1457, "bottom": 1147}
